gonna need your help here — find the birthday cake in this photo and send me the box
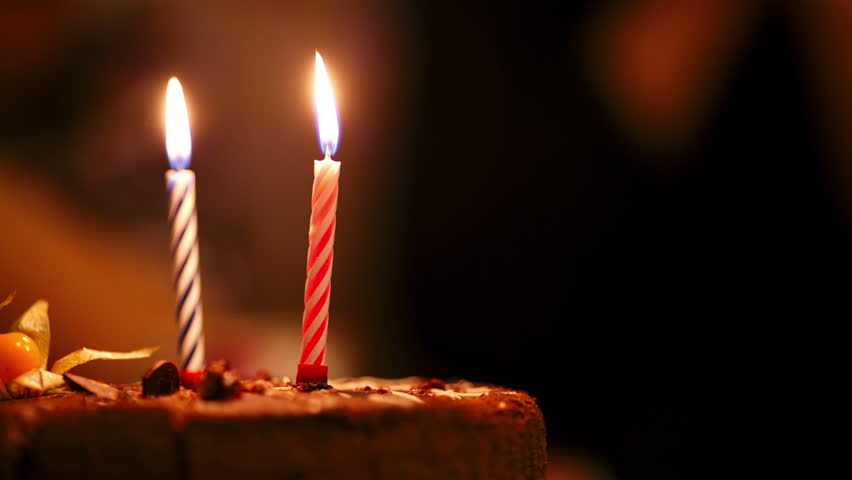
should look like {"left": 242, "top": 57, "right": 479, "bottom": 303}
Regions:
{"left": 0, "top": 363, "right": 547, "bottom": 480}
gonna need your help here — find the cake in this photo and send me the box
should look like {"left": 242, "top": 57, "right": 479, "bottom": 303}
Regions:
{"left": 0, "top": 365, "right": 547, "bottom": 479}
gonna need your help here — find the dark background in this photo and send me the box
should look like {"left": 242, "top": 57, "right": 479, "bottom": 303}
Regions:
{"left": 402, "top": 1, "right": 851, "bottom": 478}
{"left": 1, "top": 1, "right": 851, "bottom": 478}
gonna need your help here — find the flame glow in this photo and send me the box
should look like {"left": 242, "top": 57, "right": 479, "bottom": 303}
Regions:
{"left": 165, "top": 77, "right": 192, "bottom": 170}
{"left": 314, "top": 52, "right": 340, "bottom": 157}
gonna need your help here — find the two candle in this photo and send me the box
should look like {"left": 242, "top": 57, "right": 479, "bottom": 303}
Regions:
{"left": 164, "top": 53, "right": 341, "bottom": 383}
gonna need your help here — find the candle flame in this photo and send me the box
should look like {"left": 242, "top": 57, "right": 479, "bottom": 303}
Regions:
{"left": 165, "top": 77, "right": 192, "bottom": 170}
{"left": 314, "top": 51, "right": 340, "bottom": 157}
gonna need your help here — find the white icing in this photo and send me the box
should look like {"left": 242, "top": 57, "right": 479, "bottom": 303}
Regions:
{"left": 329, "top": 377, "right": 423, "bottom": 391}
{"left": 457, "top": 386, "right": 494, "bottom": 394}
{"left": 258, "top": 378, "right": 506, "bottom": 406}
{"left": 365, "top": 392, "right": 421, "bottom": 406}
{"left": 266, "top": 386, "right": 295, "bottom": 394}
{"left": 388, "top": 390, "right": 425, "bottom": 404}
{"left": 428, "top": 389, "right": 487, "bottom": 399}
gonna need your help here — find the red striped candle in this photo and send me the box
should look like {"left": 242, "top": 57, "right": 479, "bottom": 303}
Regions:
{"left": 297, "top": 52, "right": 340, "bottom": 384}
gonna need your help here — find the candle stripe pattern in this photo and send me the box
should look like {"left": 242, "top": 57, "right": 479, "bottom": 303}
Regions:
{"left": 166, "top": 170, "right": 206, "bottom": 371}
{"left": 300, "top": 158, "right": 340, "bottom": 366}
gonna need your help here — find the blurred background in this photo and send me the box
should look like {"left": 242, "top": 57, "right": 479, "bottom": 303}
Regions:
{"left": 1, "top": 0, "right": 851, "bottom": 478}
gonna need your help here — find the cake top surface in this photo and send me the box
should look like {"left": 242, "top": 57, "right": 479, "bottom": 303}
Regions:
{"left": 0, "top": 374, "right": 537, "bottom": 423}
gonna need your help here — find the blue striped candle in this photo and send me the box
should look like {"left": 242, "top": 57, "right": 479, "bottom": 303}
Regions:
{"left": 165, "top": 77, "right": 206, "bottom": 371}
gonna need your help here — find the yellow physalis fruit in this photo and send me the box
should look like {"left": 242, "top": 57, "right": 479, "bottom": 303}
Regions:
{"left": 0, "top": 332, "right": 42, "bottom": 384}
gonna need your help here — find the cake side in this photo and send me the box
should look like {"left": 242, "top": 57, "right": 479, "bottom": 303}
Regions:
{"left": 0, "top": 392, "right": 182, "bottom": 480}
{"left": 0, "top": 404, "right": 23, "bottom": 480}
{"left": 183, "top": 377, "right": 547, "bottom": 480}
{"left": 0, "top": 377, "right": 546, "bottom": 480}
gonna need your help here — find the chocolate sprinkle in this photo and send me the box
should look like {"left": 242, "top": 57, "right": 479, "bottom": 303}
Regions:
{"left": 142, "top": 360, "right": 181, "bottom": 397}
{"left": 63, "top": 373, "right": 121, "bottom": 400}
{"left": 200, "top": 360, "right": 241, "bottom": 401}
{"left": 416, "top": 379, "right": 447, "bottom": 390}
{"left": 295, "top": 382, "right": 332, "bottom": 392}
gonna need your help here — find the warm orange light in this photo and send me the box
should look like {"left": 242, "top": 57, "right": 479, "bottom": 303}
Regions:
{"left": 314, "top": 51, "right": 340, "bottom": 157}
{"left": 165, "top": 77, "right": 192, "bottom": 170}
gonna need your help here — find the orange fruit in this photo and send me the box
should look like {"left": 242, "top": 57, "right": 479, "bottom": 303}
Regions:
{"left": 0, "top": 332, "right": 42, "bottom": 384}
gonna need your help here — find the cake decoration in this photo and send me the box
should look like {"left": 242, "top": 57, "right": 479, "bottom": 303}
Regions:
{"left": 164, "top": 77, "right": 207, "bottom": 373}
{"left": 0, "top": 333, "right": 41, "bottom": 386}
{"left": 63, "top": 372, "right": 122, "bottom": 400}
{"left": 0, "top": 294, "right": 159, "bottom": 400}
{"left": 296, "top": 52, "right": 341, "bottom": 386}
{"left": 198, "top": 359, "right": 241, "bottom": 401}
{"left": 142, "top": 360, "right": 181, "bottom": 397}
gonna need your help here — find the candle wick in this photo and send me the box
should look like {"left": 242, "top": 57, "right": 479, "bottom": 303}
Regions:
{"left": 324, "top": 142, "right": 333, "bottom": 160}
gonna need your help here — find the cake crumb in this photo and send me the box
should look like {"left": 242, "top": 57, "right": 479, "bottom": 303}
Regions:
{"left": 295, "top": 382, "right": 332, "bottom": 392}
{"left": 200, "top": 359, "right": 241, "bottom": 401}
{"left": 240, "top": 379, "right": 274, "bottom": 394}
{"left": 416, "top": 378, "right": 446, "bottom": 390}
